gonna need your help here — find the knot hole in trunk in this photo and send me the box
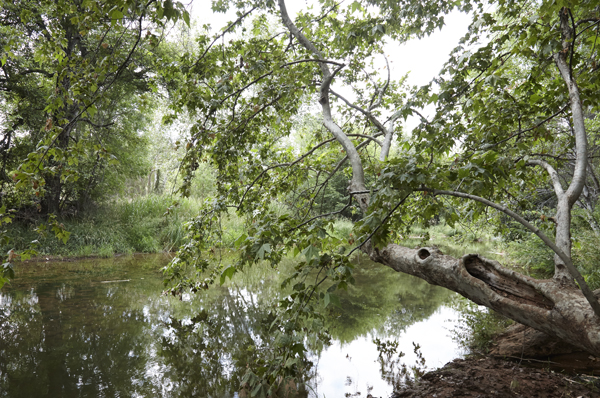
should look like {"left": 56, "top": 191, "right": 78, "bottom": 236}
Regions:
{"left": 417, "top": 248, "right": 431, "bottom": 260}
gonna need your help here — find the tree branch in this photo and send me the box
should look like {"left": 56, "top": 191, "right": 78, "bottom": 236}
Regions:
{"left": 347, "top": 134, "right": 382, "bottom": 146}
{"left": 290, "top": 198, "right": 353, "bottom": 231}
{"left": 347, "top": 192, "right": 412, "bottom": 257}
{"left": 236, "top": 138, "right": 337, "bottom": 208}
{"left": 329, "top": 88, "right": 388, "bottom": 137}
{"left": 193, "top": 6, "right": 258, "bottom": 69}
{"left": 76, "top": 118, "right": 115, "bottom": 129}
{"left": 419, "top": 187, "right": 600, "bottom": 317}
{"left": 18, "top": 68, "right": 54, "bottom": 77}
{"left": 527, "top": 159, "right": 565, "bottom": 198}
{"left": 556, "top": 9, "right": 588, "bottom": 207}
{"left": 368, "top": 54, "right": 391, "bottom": 112}
{"left": 278, "top": 0, "right": 368, "bottom": 210}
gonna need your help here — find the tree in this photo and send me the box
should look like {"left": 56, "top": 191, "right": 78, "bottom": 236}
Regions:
{"left": 0, "top": 0, "right": 191, "bottom": 214}
{"left": 163, "top": 0, "right": 600, "bottom": 368}
{"left": 0, "top": 0, "right": 190, "bottom": 287}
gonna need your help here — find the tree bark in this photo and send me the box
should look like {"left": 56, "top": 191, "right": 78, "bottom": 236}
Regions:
{"left": 370, "top": 245, "right": 600, "bottom": 356}
{"left": 552, "top": 7, "right": 589, "bottom": 284}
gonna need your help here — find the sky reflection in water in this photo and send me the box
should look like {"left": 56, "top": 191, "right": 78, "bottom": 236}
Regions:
{"left": 0, "top": 254, "right": 463, "bottom": 398}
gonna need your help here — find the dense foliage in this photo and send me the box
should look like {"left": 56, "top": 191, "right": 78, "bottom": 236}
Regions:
{"left": 0, "top": 0, "right": 190, "bottom": 284}
{"left": 159, "top": 0, "right": 600, "bottom": 394}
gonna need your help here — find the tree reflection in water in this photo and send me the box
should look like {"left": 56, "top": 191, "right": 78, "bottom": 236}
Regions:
{"left": 0, "top": 254, "right": 457, "bottom": 398}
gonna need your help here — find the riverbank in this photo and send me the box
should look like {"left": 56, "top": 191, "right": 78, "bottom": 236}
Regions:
{"left": 391, "top": 321, "right": 600, "bottom": 397}
{"left": 17, "top": 251, "right": 176, "bottom": 263}
{"left": 1, "top": 195, "right": 243, "bottom": 258}
{"left": 392, "top": 356, "right": 600, "bottom": 397}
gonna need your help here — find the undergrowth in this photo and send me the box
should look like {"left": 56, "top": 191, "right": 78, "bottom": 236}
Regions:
{"left": 3, "top": 195, "right": 204, "bottom": 257}
{"left": 452, "top": 297, "right": 513, "bottom": 354}
{"left": 506, "top": 230, "right": 600, "bottom": 291}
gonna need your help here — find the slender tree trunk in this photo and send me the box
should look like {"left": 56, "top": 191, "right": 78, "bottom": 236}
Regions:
{"left": 554, "top": 198, "right": 574, "bottom": 284}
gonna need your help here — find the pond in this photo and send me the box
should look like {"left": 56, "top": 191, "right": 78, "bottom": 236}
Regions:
{"left": 0, "top": 254, "right": 464, "bottom": 398}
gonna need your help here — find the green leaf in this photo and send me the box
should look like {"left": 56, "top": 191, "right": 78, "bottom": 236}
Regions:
{"left": 110, "top": 9, "right": 124, "bottom": 22}
{"left": 324, "top": 292, "right": 341, "bottom": 308}
{"left": 329, "top": 293, "right": 341, "bottom": 307}
{"left": 234, "top": 233, "right": 248, "bottom": 249}
{"left": 302, "top": 245, "right": 319, "bottom": 261}
{"left": 256, "top": 243, "right": 271, "bottom": 260}
{"left": 220, "top": 265, "right": 236, "bottom": 285}
{"left": 529, "top": 93, "right": 541, "bottom": 104}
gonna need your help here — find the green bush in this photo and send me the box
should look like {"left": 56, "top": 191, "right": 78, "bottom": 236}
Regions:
{"left": 452, "top": 297, "right": 513, "bottom": 354}
{"left": 572, "top": 231, "right": 600, "bottom": 290}
{"left": 506, "top": 234, "right": 554, "bottom": 278}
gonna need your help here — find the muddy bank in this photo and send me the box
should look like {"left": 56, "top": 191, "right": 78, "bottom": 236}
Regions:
{"left": 392, "top": 356, "right": 599, "bottom": 397}
{"left": 391, "top": 323, "right": 600, "bottom": 398}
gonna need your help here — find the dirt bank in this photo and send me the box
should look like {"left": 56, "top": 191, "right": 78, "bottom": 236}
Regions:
{"left": 392, "top": 356, "right": 599, "bottom": 397}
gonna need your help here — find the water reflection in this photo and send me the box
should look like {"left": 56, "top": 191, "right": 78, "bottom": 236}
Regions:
{"left": 0, "top": 254, "right": 462, "bottom": 398}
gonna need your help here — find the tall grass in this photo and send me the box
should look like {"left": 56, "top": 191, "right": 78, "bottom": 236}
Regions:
{"left": 3, "top": 194, "right": 205, "bottom": 257}
{"left": 395, "top": 223, "right": 506, "bottom": 262}
{"left": 506, "top": 229, "right": 600, "bottom": 290}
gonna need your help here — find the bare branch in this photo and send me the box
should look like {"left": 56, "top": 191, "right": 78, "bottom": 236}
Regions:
{"left": 527, "top": 159, "right": 565, "bottom": 198}
{"left": 347, "top": 134, "right": 382, "bottom": 146}
{"left": 368, "top": 54, "right": 391, "bottom": 112}
{"left": 329, "top": 88, "right": 388, "bottom": 136}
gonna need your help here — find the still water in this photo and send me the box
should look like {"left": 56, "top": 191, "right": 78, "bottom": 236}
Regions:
{"left": 0, "top": 254, "right": 463, "bottom": 397}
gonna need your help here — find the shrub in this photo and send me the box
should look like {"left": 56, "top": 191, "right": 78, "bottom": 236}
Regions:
{"left": 452, "top": 297, "right": 513, "bottom": 354}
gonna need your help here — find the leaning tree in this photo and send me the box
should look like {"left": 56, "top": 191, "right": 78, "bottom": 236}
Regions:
{"left": 163, "top": 0, "right": 600, "bottom": 391}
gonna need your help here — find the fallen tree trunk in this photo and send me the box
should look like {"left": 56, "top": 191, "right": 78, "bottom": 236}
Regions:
{"left": 370, "top": 244, "right": 600, "bottom": 356}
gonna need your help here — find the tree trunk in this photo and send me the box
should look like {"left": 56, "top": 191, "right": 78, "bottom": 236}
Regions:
{"left": 369, "top": 244, "right": 600, "bottom": 356}
{"left": 553, "top": 198, "right": 575, "bottom": 285}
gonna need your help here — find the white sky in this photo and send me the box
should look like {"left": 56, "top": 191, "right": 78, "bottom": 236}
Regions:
{"left": 185, "top": 0, "right": 472, "bottom": 131}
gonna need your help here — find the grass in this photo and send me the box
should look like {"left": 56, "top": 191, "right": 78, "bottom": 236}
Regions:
{"left": 395, "top": 223, "right": 506, "bottom": 262}
{"left": 328, "top": 218, "right": 354, "bottom": 242}
{"left": 503, "top": 227, "right": 600, "bottom": 290}
{"left": 4, "top": 194, "right": 205, "bottom": 257}
{"left": 3, "top": 193, "right": 257, "bottom": 259}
